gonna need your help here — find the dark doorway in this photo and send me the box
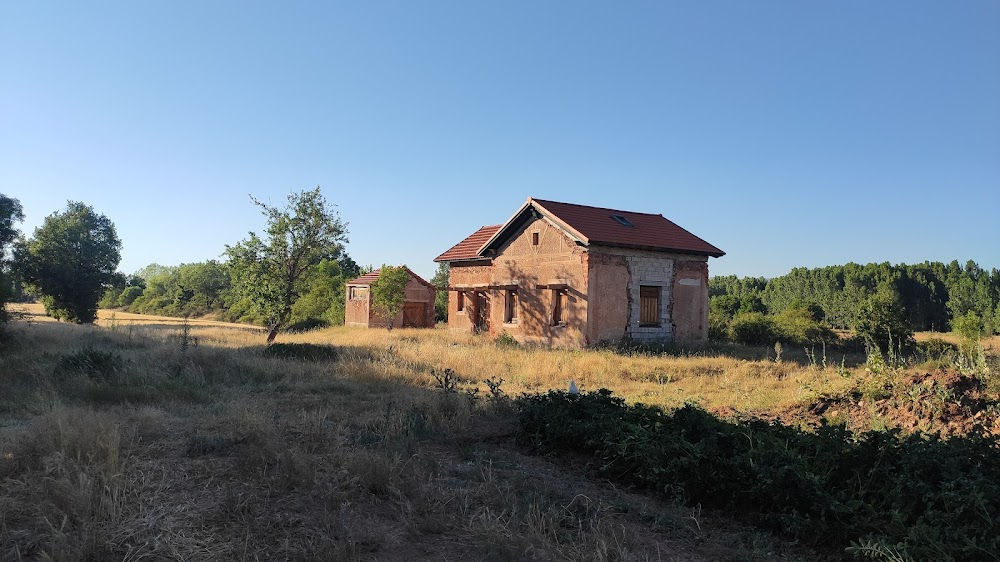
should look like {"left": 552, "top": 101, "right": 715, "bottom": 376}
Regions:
{"left": 474, "top": 291, "right": 490, "bottom": 332}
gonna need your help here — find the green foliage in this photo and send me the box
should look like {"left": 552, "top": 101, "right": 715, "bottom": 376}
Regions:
{"left": 854, "top": 292, "right": 914, "bottom": 353}
{"left": 713, "top": 260, "right": 1000, "bottom": 336}
{"left": 431, "top": 262, "right": 449, "bottom": 323}
{"left": 128, "top": 261, "right": 231, "bottom": 317}
{"left": 370, "top": 265, "right": 409, "bottom": 330}
{"left": 286, "top": 258, "right": 358, "bottom": 328}
{"left": 117, "top": 285, "right": 145, "bottom": 307}
{"left": 261, "top": 342, "right": 339, "bottom": 361}
{"left": 0, "top": 193, "right": 24, "bottom": 251}
{"left": 15, "top": 201, "right": 121, "bottom": 323}
{"left": 915, "top": 337, "right": 958, "bottom": 364}
{"left": 772, "top": 306, "right": 835, "bottom": 345}
{"left": 517, "top": 389, "right": 1000, "bottom": 559}
{"left": 225, "top": 187, "right": 348, "bottom": 343}
{"left": 0, "top": 194, "right": 25, "bottom": 326}
{"left": 56, "top": 347, "right": 124, "bottom": 381}
{"left": 952, "top": 311, "right": 982, "bottom": 355}
{"left": 729, "top": 312, "right": 777, "bottom": 345}
{"left": 494, "top": 332, "right": 519, "bottom": 347}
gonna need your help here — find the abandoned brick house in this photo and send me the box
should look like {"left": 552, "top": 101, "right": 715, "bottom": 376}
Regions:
{"left": 434, "top": 198, "right": 724, "bottom": 347}
{"left": 345, "top": 267, "right": 437, "bottom": 329}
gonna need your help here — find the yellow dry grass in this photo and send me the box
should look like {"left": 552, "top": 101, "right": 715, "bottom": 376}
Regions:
{"left": 285, "top": 323, "right": 859, "bottom": 415}
{"left": 1, "top": 305, "right": 827, "bottom": 561}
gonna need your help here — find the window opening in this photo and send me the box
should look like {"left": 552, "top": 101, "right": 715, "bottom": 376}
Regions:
{"left": 552, "top": 289, "right": 566, "bottom": 325}
{"left": 639, "top": 286, "right": 660, "bottom": 326}
{"left": 457, "top": 291, "right": 465, "bottom": 312}
{"left": 532, "top": 232, "right": 540, "bottom": 246}
{"left": 505, "top": 289, "right": 518, "bottom": 323}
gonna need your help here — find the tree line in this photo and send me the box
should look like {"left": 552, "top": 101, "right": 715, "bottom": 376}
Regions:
{"left": 710, "top": 260, "right": 1000, "bottom": 348}
{"left": 0, "top": 189, "right": 372, "bottom": 342}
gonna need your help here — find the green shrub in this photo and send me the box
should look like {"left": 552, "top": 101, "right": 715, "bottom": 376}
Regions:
{"left": 285, "top": 318, "right": 330, "bottom": 333}
{"left": 707, "top": 315, "right": 729, "bottom": 342}
{"left": 516, "top": 389, "right": 1000, "bottom": 559}
{"left": 97, "top": 288, "right": 121, "bottom": 309}
{"left": 494, "top": 332, "right": 519, "bottom": 348}
{"left": 117, "top": 285, "right": 144, "bottom": 307}
{"left": 262, "top": 342, "right": 339, "bottom": 362}
{"left": 729, "top": 312, "right": 777, "bottom": 345}
{"left": 952, "top": 311, "right": 983, "bottom": 357}
{"left": 853, "top": 293, "right": 914, "bottom": 353}
{"left": 916, "top": 337, "right": 958, "bottom": 361}
{"left": 773, "top": 307, "right": 836, "bottom": 345}
{"left": 56, "top": 347, "right": 124, "bottom": 381}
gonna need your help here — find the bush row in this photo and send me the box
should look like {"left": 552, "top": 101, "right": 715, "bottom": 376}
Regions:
{"left": 516, "top": 389, "right": 1000, "bottom": 560}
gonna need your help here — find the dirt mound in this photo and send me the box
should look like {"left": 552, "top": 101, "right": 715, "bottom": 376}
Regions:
{"left": 771, "top": 369, "right": 999, "bottom": 437}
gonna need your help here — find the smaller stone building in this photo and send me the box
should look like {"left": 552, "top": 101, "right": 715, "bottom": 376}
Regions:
{"left": 345, "top": 267, "right": 437, "bottom": 329}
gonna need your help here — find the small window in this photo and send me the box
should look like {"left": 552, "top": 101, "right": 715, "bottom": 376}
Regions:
{"left": 504, "top": 289, "right": 518, "bottom": 323}
{"left": 349, "top": 286, "right": 369, "bottom": 300}
{"left": 611, "top": 214, "right": 633, "bottom": 227}
{"left": 532, "top": 232, "right": 539, "bottom": 246}
{"left": 552, "top": 289, "right": 566, "bottom": 325}
{"left": 457, "top": 291, "right": 465, "bottom": 312}
{"left": 640, "top": 286, "right": 660, "bottom": 326}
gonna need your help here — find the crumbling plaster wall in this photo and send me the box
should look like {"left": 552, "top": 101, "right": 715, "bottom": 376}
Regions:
{"left": 587, "top": 247, "right": 709, "bottom": 344}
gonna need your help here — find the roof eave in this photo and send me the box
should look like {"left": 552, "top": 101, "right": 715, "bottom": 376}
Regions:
{"left": 590, "top": 241, "right": 725, "bottom": 258}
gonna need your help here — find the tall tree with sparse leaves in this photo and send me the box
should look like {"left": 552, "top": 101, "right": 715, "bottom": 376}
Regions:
{"left": 226, "top": 187, "right": 348, "bottom": 344}
{"left": 15, "top": 201, "right": 121, "bottom": 323}
{"left": 371, "top": 265, "right": 409, "bottom": 330}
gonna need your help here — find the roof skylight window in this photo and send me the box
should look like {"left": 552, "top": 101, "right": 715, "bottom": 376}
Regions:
{"left": 611, "top": 214, "right": 634, "bottom": 227}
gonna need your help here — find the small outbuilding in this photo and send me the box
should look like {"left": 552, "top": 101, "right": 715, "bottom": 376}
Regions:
{"left": 345, "top": 267, "right": 437, "bottom": 329}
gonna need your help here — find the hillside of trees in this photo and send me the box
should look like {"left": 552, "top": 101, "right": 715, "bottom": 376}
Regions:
{"left": 710, "top": 260, "right": 1000, "bottom": 347}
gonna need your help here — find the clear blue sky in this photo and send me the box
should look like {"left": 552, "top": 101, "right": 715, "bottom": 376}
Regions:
{"left": 3, "top": 1, "right": 998, "bottom": 281}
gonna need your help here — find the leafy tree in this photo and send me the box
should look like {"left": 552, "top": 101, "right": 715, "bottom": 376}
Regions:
{"left": 225, "top": 187, "right": 348, "bottom": 344}
{"left": 431, "top": 262, "right": 449, "bottom": 322}
{"left": 134, "top": 263, "right": 175, "bottom": 282}
{"left": 952, "top": 311, "right": 983, "bottom": 359}
{"left": 728, "top": 312, "right": 777, "bottom": 346}
{"left": 117, "top": 285, "right": 145, "bottom": 307}
{"left": 0, "top": 193, "right": 25, "bottom": 325}
{"left": 15, "top": 202, "right": 121, "bottom": 323}
{"left": 370, "top": 265, "right": 409, "bottom": 330}
{"left": 773, "top": 306, "right": 834, "bottom": 345}
{"left": 853, "top": 291, "right": 914, "bottom": 352}
{"left": 287, "top": 257, "right": 360, "bottom": 328}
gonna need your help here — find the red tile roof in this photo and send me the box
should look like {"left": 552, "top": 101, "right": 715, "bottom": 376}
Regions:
{"left": 530, "top": 199, "right": 725, "bottom": 257}
{"left": 347, "top": 269, "right": 383, "bottom": 285}
{"left": 433, "top": 224, "right": 503, "bottom": 262}
{"left": 347, "top": 266, "right": 436, "bottom": 289}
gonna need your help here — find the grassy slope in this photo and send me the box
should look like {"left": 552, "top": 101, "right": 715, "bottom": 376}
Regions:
{"left": 2, "top": 304, "right": 996, "bottom": 560}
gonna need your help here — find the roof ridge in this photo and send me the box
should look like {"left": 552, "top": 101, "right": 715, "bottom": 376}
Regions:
{"left": 531, "top": 198, "right": 665, "bottom": 217}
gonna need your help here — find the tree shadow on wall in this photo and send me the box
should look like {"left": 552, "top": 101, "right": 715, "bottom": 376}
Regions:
{"left": 498, "top": 261, "right": 586, "bottom": 348}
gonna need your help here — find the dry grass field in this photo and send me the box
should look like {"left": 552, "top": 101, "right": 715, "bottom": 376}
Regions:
{"left": 2, "top": 303, "right": 997, "bottom": 560}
